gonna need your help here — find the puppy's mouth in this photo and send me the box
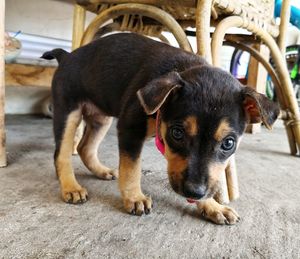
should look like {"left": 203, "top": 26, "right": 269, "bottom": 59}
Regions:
{"left": 185, "top": 191, "right": 213, "bottom": 203}
{"left": 186, "top": 198, "right": 198, "bottom": 203}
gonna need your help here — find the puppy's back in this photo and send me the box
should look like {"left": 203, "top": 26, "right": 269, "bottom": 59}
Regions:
{"left": 50, "top": 33, "right": 205, "bottom": 116}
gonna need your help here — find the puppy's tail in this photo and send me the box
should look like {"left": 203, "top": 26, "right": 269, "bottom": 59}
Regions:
{"left": 40, "top": 48, "right": 69, "bottom": 63}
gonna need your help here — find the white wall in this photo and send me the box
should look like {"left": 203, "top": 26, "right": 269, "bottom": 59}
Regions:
{"left": 5, "top": 0, "right": 95, "bottom": 114}
{"left": 6, "top": 0, "right": 95, "bottom": 40}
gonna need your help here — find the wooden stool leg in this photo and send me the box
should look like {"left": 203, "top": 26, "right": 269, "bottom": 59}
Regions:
{"left": 226, "top": 155, "right": 239, "bottom": 201}
{"left": 0, "top": 0, "right": 7, "bottom": 167}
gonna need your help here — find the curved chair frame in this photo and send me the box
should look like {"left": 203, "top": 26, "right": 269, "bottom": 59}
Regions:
{"left": 94, "top": 20, "right": 170, "bottom": 44}
{"left": 80, "top": 3, "right": 192, "bottom": 52}
{"left": 211, "top": 16, "right": 300, "bottom": 155}
{"left": 224, "top": 41, "right": 281, "bottom": 91}
{"left": 224, "top": 40, "right": 296, "bottom": 151}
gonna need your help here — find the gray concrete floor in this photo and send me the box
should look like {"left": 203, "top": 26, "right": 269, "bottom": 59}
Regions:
{"left": 0, "top": 115, "right": 299, "bottom": 258}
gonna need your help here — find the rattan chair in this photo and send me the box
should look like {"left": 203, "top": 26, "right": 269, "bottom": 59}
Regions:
{"left": 70, "top": 0, "right": 300, "bottom": 204}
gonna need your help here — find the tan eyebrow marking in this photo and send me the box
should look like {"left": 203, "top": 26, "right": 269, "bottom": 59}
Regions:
{"left": 214, "top": 119, "right": 233, "bottom": 142}
{"left": 184, "top": 116, "right": 198, "bottom": 136}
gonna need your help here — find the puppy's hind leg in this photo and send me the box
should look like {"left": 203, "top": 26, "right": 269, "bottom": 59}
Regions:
{"left": 54, "top": 107, "right": 88, "bottom": 204}
{"left": 77, "top": 115, "right": 117, "bottom": 180}
{"left": 72, "top": 120, "right": 84, "bottom": 155}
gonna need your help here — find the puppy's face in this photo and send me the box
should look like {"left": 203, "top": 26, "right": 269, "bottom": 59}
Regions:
{"left": 138, "top": 66, "right": 279, "bottom": 200}
{"left": 161, "top": 109, "right": 245, "bottom": 200}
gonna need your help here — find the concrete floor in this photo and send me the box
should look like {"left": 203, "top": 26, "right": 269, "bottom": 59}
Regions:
{"left": 0, "top": 115, "right": 299, "bottom": 258}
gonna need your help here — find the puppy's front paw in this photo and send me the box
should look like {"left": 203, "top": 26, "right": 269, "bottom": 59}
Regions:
{"left": 196, "top": 198, "right": 240, "bottom": 225}
{"left": 123, "top": 195, "right": 152, "bottom": 216}
{"left": 62, "top": 186, "right": 88, "bottom": 204}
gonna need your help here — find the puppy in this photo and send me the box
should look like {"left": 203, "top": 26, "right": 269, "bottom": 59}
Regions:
{"left": 42, "top": 33, "right": 279, "bottom": 225}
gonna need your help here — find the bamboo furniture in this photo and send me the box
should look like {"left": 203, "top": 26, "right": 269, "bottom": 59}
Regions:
{"left": 0, "top": 0, "right": 6, "bottom": 167}
{"left": 40, "top": 0, "right": 294, "bottom": 204}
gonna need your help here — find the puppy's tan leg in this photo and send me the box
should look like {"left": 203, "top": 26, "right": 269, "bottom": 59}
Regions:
{"left": 196, "top": 198, "right": 240, "bottom": 225}
{"left": 119, "top": 153, "right": 152, "bottom": 216}
{"left": 55, "top": 109, "right": 88, "bottom": 204}
{"left": 77, "top": 116, "right": 117, "bottom": 180}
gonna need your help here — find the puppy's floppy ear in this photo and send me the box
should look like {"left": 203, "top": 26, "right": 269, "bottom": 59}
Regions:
{"left": 137, "top": 71, "right": 183, "bottom": 115}
{"left": 241, "top": 86, "right": 280, "bottom": 129}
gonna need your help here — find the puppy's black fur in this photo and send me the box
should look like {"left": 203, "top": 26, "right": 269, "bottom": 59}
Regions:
{"left": 43, "top": 34, "right": 206, "bottom": 157}
{"left": 42, "top": 33, "right": 279, "bottom": 224}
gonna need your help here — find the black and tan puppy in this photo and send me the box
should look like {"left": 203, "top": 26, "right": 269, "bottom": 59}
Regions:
{"left": 42, "top": 33, "right": 279, "bottom": 225}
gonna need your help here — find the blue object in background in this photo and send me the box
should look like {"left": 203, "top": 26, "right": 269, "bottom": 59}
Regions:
{"left": 275, "top": 0, "right": 300, "bottom": 29}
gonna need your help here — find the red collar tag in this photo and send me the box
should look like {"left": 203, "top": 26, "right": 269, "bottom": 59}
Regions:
{"left": 155, "top": 110, "right": 165, "bottom": 155}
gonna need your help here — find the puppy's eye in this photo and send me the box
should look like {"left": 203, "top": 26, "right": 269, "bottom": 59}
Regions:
{"left": 221, "top": 136, "right": 235, "bottom": 151}
{"left": 171, "top": 127, "right": 184, "bottom": 141}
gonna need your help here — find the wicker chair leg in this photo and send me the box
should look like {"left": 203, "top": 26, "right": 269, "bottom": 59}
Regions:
{"left": 195, "top": 0, "right": 213, "bottom": 63}
{"left": 211, "top": 16, "right": 300, "bottom": 155}
{"left": 72, "top": 4, "right": 86, "bottom": 50}
{"left": 278, "top": 0, "right": 291, "bottom": 55}
{"left": 80, "top": 3, "right": 192, "bottom": 52}
{"left": 284, "top": 121, "right": 298, "bottom": 155}
{"left": 225, "top": 155, "right": 239, "bottom": 201}
{"left": 0, "top": 0, "right": 6, "bottom": 167}
{"left": 277, "top": 0, "right": 294, "bottom": 159}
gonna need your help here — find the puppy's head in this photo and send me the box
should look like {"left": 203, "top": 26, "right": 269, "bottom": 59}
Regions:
{"left": 137, "top": 66, "right": 279, "bottom": 200}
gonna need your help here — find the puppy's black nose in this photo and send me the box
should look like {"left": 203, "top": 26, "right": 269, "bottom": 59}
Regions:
{"left": 183, "top": 181, "right": 206, "bottom": 199}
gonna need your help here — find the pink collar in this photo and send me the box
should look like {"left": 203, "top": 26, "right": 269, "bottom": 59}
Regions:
{"left": 155, "top": 110, "right": 165, "bottom": 155}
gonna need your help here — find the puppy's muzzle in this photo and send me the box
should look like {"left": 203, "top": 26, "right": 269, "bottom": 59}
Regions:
{"left": 169, "top": 170, "right": 208, "bottom": 200}
{"left": 183, "top": 181, "right": 207, "bottom": 200}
